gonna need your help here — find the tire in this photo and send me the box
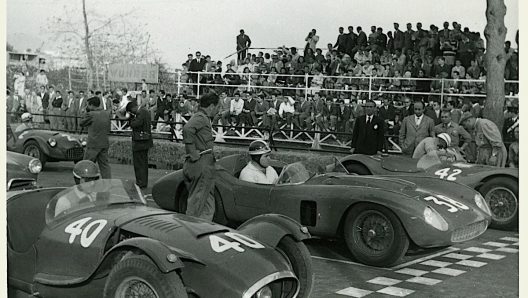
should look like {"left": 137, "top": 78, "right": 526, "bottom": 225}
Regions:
{"left": 479, "top": 177, "right": 519, "bottom": 230}
{"left": 23, "top": 140, "right": 47, "bottom": 166}
{"left": 344, "top": 203, "right": 409, "bottom": 267}
{"left": 276, "top": 236, "right": 314, "bottom": 298}
{"left": 176, "top": 186, "right": 228, "bottom": 225}
{"left": 345, "top": 163, "right": 371, "bottom": 175}
{"left": 103, "top": 255, "right": 188, "bottom": 298}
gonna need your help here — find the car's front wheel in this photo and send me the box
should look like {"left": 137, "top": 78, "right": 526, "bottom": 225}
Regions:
{"left": 479, "top": 177, "right": 518, "bottom": 230}
{"left": 276, "top": 236, "right": 314, "bottom": 298}
{"left": 23, "top": 140, "right": 47, "bottom": 166}
{"left": 104, "top": 255, "right": 188, "bottom": 298}
{"left": 344, "top": 203, "right": 409, "bottom": 267}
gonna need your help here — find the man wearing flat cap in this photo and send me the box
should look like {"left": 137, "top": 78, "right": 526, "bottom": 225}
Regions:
{"left": 459, "top": 112, "right": 507, "bottom": 167}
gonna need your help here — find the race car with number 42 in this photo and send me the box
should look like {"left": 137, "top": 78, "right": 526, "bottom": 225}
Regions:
{"left": 329, "top": 154, "right": 519, "bottom": 230}
{"left": 153, "top": 154, "right": 492, "bottom": 267}
{"left": 7, "top": 179, "right": 314, "bottom": 298}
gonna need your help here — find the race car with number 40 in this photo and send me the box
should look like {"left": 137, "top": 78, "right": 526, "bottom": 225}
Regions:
{"left": 7, "top": 179, "right": 314, "bottom": 298}
{"left": 329, "top": 154, "right": 519, "bottom": 230}
{"left": 153, "top": 154, "right": 492, "bottom": 267}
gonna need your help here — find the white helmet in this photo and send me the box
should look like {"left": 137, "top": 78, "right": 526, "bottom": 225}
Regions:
{"left": 21, "top": 113, "right": 33, "bottom": 122}
{"left": 437, "top": 133, "right": 451, "bottom": 147}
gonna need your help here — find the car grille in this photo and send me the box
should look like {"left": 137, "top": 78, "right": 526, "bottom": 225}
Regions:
{"left": 66, "top": 147, "right": 84, "bottom": 160}
{"left": 451, "top": 220, "right": 488, "bottom": 242}
{"left": 7, "top": 179, "right": 36, "bottom": 191}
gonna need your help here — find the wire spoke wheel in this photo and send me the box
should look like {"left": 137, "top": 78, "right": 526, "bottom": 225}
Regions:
{"left": 115, "top": 277, "right": 159, "bottom": 298}
{"left": 353, "top": 210, "right": 394, "bottom": 256}
{"left": 486, "top": 186, "right": 518, "bottom": 223}
{"left": 24, "top": 145, "right": 40, "bottom": 159}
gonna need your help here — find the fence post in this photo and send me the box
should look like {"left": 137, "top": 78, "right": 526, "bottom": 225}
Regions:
{"left": 248, "top": 72, "right": 252, "bottom": 92}
{"left": 177, "top": 70, "right": 181, "bottom": 96}
{"left": 440, "top": 79, "right": 445, "bottom": 107}
{"left": 197, "top": 72, "right": 201, "bottom": 97}
{"left": 304, "top": 73, "right": 309, "bottom": 97}
{"left": 368, "top": 76, "right": 373, "bottom": 100}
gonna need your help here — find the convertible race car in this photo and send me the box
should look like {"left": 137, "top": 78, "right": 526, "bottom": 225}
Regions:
{"left": 6, "top": 151, "right": 42, "bottom": 191}
{"left": 8, "top": 179, "right": 313, "bottom": 298}
{"left": 330, "top": 153, "right": 519, "bottom": 230}
{"left": 152, "top": 154, "right": 492, "bottom": 267}
{"left": 7, "top": 122, "right": 86, "bottom": 166}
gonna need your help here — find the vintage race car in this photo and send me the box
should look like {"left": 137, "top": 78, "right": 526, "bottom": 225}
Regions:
{"left": 6, "top": 151, "right": 42, "bottom": 191}
{"left": 330, "top": 154, "right": 519, "bottom": 230}
{"left": 7, "top": 179, "right": 313, "bottom": 298}
{"left": 152, "top": 154, "right": 492, "bottom": 267}
{"left": 7, "top": 122, "right": 86, "bottom": 166}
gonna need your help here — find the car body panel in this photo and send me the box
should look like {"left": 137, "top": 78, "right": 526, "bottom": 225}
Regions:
{"left": 8, "top": 181, "right": 301, "bottom": 298}
{"left": 6, "top": 151, "right": 39, "bottom": 191}
{"left": 153, "top": 154, "right": 491, "bottom": 251}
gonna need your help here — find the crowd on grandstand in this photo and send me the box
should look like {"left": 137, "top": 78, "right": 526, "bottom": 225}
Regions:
{"left": 6, "top": 22, "right": 519, "bottom": 168}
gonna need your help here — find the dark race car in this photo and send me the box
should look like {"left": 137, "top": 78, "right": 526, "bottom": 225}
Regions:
{"left": 7, "top": 179, "right": 313, "bottom": 298}
{"left": 152, "top": 154, "right": 492, "bottom": 267}
{"left": 7, "top": 122, "right": 86, "bottom": 166}
{"left": 330, "top": 153, "right": 519, "bottom": 230}
{"left": 6, "top": 151, "right": 42, "bottom": 191}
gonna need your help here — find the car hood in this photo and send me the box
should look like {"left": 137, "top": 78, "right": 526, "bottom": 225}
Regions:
{"left": 313, "top": 173, "right": 418, "bottom": 192}
{"left": 6, "top": 151, "right": 34, "bottom": 167}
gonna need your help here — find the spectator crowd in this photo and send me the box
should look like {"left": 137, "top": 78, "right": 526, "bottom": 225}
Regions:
{"left": 6, "top": 21, "right": 519, "bottom": 168}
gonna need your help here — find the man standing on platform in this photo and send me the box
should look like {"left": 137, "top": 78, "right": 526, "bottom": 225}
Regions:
{"left": 237, "top": 29, "right": 252, "bottom": 64}
{"left": 79, "top": 97, "right": 112, "bottom": 179}
{"left": 182, "top": 93, "right": 219, "bottom": 221}
{"left": 399, "top": 101, "right": 435, "bottom": 156}
{"left": 350, "top": 100, "right": 385, "bottom": 155}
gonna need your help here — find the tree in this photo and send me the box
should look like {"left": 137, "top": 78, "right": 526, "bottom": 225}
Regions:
{"left": 45, "top": 0, "right": 160, "bottom": 90}
{"left": 483, "top": 0, "right": 508, "bottom": 131}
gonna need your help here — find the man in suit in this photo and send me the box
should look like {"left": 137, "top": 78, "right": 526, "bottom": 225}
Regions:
{"left": 239, "top": 91, "right": 257, "bottom": 126}
{"left": 356, "top": 26, "right": 368, "bottom": 50}
{"left": 126, "top": 100, "right": 154, "bottom": 189}
{"left": 62, "top": 91, "right": 79, "bottom": 131}
{"left": 333, "top": 27, "right": 347, "bottom": 55}
{"left": 424, "top": 99, "right": 442, "bottom": 125}
{"left": 295, "top": 95, "right": 313, "bottom": 130}
{"left": 77, "top": 90, "right": 87, "bottom": 131}
{"left": 401, "top": 97, "right": 414, "bottom": 118}
{"left": 344, "top": 26, "right": 358, "bottom": 58}
{"left": 189, "top": 51, "right": 207, "bottom": 95}
{"left": 378, "top": 97, "right": 396, "bottom": 122}
{"left": 39, "top": 85, "right": 50, "bottom": 124}
{"left": 399, "top": 101, "right": 435, "bottom": 156}
{"left": 435, "top": 110, "right": 472, "bottom": 153}
{"left": 350, "top": 100, "right": 385, "bottom": 154}
{"left": 336, "top": 99, "right": 352, "bottom": 140}
{"left": 236, "top": 29, "right": 251, "bottom": 63}
{"left": 213, "top": 91, "right": 232, "bottom": 126}
{"left": 393, "top": 23, "right": 404, "bottom": 52}
{"left": 79, "top": 97, "right": 112, "bottom": 179}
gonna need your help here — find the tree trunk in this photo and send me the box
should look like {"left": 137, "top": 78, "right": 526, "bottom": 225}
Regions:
{"left": 483, "top": 0, "right": 507, "bottom": 131}
{"left": 82, "top": 0, "right": 95, "bottom": 90}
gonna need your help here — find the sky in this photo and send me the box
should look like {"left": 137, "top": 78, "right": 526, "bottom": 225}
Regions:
{"left": 6, "top": 0, "right": 520, "bottom": 69}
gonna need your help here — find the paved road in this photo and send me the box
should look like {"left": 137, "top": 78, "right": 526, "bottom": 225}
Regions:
{"left": 37, "top": 161, "right": 520, "bottom": 298}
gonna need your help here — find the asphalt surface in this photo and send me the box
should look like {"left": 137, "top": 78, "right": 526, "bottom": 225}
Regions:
{"left": 36, "top": 161, "right": 520, "bottom": 298}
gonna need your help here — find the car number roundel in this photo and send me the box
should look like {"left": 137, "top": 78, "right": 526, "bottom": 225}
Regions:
{"left": 209, "top": 232, "right": 265, "bottom": 253}
{"left": 64, "top": 217, "right": 108, "bottom": 248}
{"left": 424, "top": 194, "right": 469, "bottom": 213}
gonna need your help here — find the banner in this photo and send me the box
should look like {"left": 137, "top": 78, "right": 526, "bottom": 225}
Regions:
{"left": 108, "top": 64, "right": 159, "bottom": 83}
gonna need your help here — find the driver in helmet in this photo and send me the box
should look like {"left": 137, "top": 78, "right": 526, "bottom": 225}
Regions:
{"left": 54, "top": 160, "right": 102, "bottom": 216}
{"left": 412, "top": 133, "right": 453, "bottom": 160}
{"left": 15, "top": 112, "right": 36, "bottom": 133}
{"left": 239, "top": 140, "right": 279, "bottom": 184}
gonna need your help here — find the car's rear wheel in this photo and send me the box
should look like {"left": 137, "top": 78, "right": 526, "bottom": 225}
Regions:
{"left": 345, "top": 163, "right": 371, "bottom": 175}
{"left": 344, "top": 203, "right": 409, "bottom": 267}
{"left": 104, "top": 255, "right": 188, "bottom": 298}
{"left": 276, "top": 236, "right": 314, "bottom": 298}
{"left": 479, "top": 177, "right": 518, "bottom": 230}
{"left": 176, "top": 185, "right": 228, "bottom": 225}
{"left": 23, "top": 140, "right": 47, "bottom": 166}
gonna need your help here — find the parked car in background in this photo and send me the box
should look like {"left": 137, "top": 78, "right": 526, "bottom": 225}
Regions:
{"left": 7, "top": 122, "right": 86, "bottom": 166}
{"left": 6, "top": 151, "right": 41, "bottom": 191}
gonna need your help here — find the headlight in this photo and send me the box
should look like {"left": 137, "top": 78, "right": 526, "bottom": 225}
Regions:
{"left": 474, "top": 193, "right": 492, "bottom": 216}
{"left": 29, "top": 158, "right": 42, "bottom": 174}
{"left": 424, "top": 206, "right": 449, "bottom": 231}
{"left": 254, "top": 286, "right": 272, "bottom": 298}
{"left": 48, "top": 138, "right": 57, "bottom": 147}
{"left": 80, "top": 137, "right": 87, "bottom": 147}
